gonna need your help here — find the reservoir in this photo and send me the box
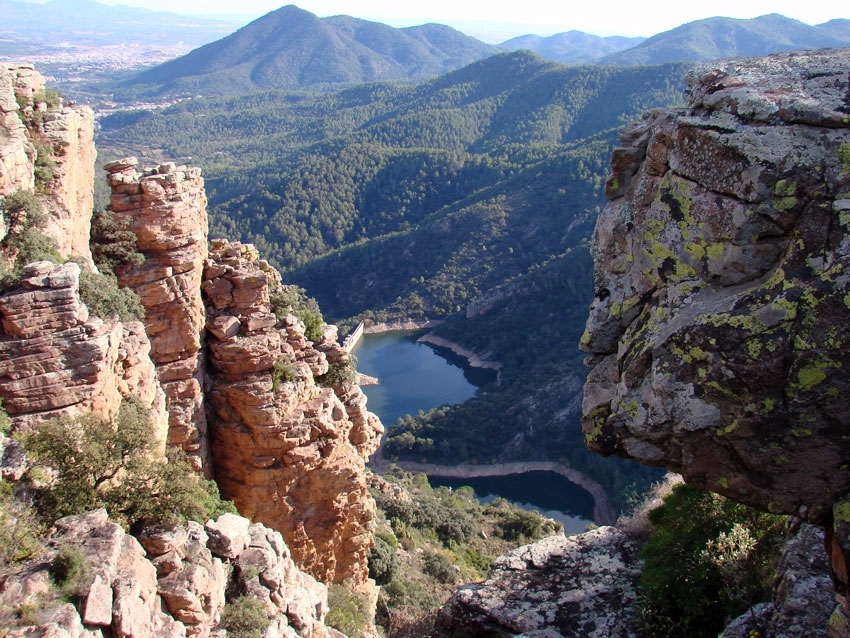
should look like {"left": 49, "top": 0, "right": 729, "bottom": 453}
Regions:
{"left": 356, "top": 331, "right": 596, "bottom": 533}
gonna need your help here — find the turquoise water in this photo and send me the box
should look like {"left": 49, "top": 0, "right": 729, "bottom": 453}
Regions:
{"left": 355, "top": 330, "right": 595, "bottom": 532}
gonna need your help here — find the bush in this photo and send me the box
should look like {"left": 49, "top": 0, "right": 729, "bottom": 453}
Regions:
{"left": 327, "top": 583, "right": 371, "bottom": 638}
{"left": 89, "top": 209, "right": 145, "bottom": 276}
{"left": 316, "top": 355, "right": 358, "bottom": 390}
{"left": 368, "top": 534, "right": 399, "bottom": 585}
{"left": 0, "top": 482, "right": 43, "bottom": 567}
{"left": 219, "top": 597, "right": 271, "bottom": 638}
{"left": 637, "top": 483, "right": 785, "bottom": 638}
{"left": 51, "top": 545, "right": 92, "bottom": 602}
{"left": 77, "top": 267, "right": 145, "bottom": 322}
{"left": 20, "top": 398, "right": 235, "bottom": 529}
{"left": 0, "top": 190, "right": 59, "bottom": 267}
{"left": 269, "top": 284, "right": 324, "bottom": 341}
{"left": 271, "top": 354, "right": 298, "bottom": 390}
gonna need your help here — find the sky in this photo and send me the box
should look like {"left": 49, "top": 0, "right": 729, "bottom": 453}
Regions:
{"left": 104, "top": 0, "right": 846, "bottom": 41}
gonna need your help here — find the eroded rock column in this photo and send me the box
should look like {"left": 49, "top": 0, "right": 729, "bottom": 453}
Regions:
{"left": 106, "top": 158, "right": 210, "bottom": 473}
{"left": 203, "top": 239, "right": 383, "bottom": 585}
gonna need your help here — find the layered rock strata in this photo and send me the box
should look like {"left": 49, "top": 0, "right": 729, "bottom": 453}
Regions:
{"left": 203, "top": 239, "right": 384, "bottom": 585}
{"left": 437, "top": 527, "right": 643, "bottom": 637}
{"left": 581, "top": 49, "right": 850, "bottom": 520}
{"left": 106, "top": 158, "right": 210, "bottom": 473}
{"left": 0, "top": 260, "right": 166, "bottom": 437}
{"left": 0, "top": 64, "right": 95, "bottom": 263}
{"left": 0, "top": 509, "right": 334, "bottom": 638}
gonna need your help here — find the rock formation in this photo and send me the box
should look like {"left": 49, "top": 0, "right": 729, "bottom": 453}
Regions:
{"left": 0, "top": 260, "right": 166, "bottom": 436}
{"left": 580, "top": 48, "right": 850, "bottom": 630}
{"left": 0, "top": 63, "right": 95, "bottom": 263}
{"left": 203, "top": 239, "right": 384, "bottom": 585}
{"left": 106, "top": 157, "right": 211, "bottom": 473}
{"left": 437, "top": 526, "right": 643, "bottom": 637}
{"left": 0, "top": 509, "right": 335, "bottom": 638}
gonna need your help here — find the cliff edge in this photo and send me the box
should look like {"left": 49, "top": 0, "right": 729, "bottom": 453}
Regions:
{"left": 580, "top": 47, "right": 850, "bottom": 623}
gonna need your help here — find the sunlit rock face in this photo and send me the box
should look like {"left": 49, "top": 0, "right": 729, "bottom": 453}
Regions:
{"left": 581, "top": 48, "right": 850, "bottom": 525}
{"left": 203, "top": 239, "right": 384, "bottom": 586}
{"left": 106, "top": 158, "right": 211, "bottom": 473}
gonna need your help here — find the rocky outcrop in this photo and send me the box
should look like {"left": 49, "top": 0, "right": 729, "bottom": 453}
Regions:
{"left": 581, "top": 48, "right": 850, "bottom": 522}
{"left": 203, "top": 239, "right": 384, "bottom": 586}
{"left": 0, "top": 63, "right": 95, "bottom": 263}
{"left": 0, "top": 65, "right": 37, "bottom": 199}
{"left": 106, "top": 157, "right": 210, "bottom": 473}
{"left": 0, "top": 509, "right": 334, "bottom": 637}
{"left": 437, "top": 526, "right": 643, "bottom": 637}
{"left": 0, "top": 260, "right": 166, "bottom": 436}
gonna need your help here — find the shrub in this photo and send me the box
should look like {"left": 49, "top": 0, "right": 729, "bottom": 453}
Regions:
{"left": 368, "top": 534, "right": 399, "bottom": 585}
{"left": 271, "top": 354, "right": 298, "bottom": 390}
{"left": 0, "top": 190, "right": 59, "bottom": 266}
{"left": 421, "top": 549, "right": 456, "bottom": 584}
{"left": 51, "top": 545, "right": 92, "bottom": 602}
{"left": 20, "top": 398, "right": 235, "bottom": 529}
{"left": 316, "top": 355, "right": 358, "bottom": 390}
{"left": 0, "top": 481, "right": 44, "bottom": 567}
{"left": 269, "top": 284, "right": 324, "bottom": 341}
{"left": 494, "top": 509, "right": 544, "bottom": 542}
{"left": 219, "top": 596, "right": 271, "bottom": 638}
{"left": 76, "top": 267, "right": 145, "bottom": 322}
{"left": 89, "top": 209, "right": 144, "bottom": 276}
{"left": 637, "top": 483, "right": 785, "bottom": 638}
{"left": 326, "top": 583, "right": 371, "bottom": 638}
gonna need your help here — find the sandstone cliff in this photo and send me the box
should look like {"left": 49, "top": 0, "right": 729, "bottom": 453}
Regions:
{"left": 203, "top": 239, "right": 383, "bottom": 586}
{"left": 581, "top": 48, "right": 850, "bottom": 630}
{"left": 0, "top": 64, "right": 95, "bottom": 264}
{"left": 105, "top": 157, "right": 211, "bottom": 473}
{"left": 0, "top": 260, "right": 166, "bottom": 438}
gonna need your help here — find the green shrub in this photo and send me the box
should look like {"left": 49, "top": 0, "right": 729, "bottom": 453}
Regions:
{"left": 77, "top": 267, "right": 145, "bottom": 322}
{"left": 0, "top": 481, "right": 44, "bottom": 567}
{"left": 219, "top": 597, "right": 271, "bottom": 638}
{"left": 637, "top": 483, "right": 785, "bottom": 638}
{"left": 0, "top": 190, "right": 59, "bottom": 266}
{"left": 89, "top": 209, "right": 145, "bottom": 276}
{"left": 316, "top": 355, "right": 358, "bottom": 390}
{"left": 32, "top": 141, "right": 56, "bottom": 191}
{"left": 271, "top": 354, "right": 298, "bottom": 390}
{"left": 421, "top": 549, "right": 456, "bottom": 584}
{"left": 20, "top": 398, "right": 235, "bottom": 529}
{"left": 51, "top": 545, "right": 92, "bottom": 602}
{"left": 326, "top": 583, "right": 371, "bottom": 638}
{"left": 368, "top": 534, "right": 399, "bottom": 586}
{"left": 269, "top": 284, "right": 324, "bottom": 341}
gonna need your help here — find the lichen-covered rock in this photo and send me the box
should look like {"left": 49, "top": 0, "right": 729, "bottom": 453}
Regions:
{"left": 581, "top": 49, "right": 850, "bottom": 525}
{"left": 0, "top": 261, "right": 167, "bottom": 438}
{"left": 203, "top": 239, "right": 384, "bottom": 587}
{"left": 106, "top": 158, "right": 210, "bottom": 473}
{"left": 437, "top": 527, "right": 642, "bottom": 637}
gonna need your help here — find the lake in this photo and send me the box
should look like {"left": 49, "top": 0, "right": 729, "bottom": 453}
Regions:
{"left": 355, "top": 330, "right": 595, "bottom": 533}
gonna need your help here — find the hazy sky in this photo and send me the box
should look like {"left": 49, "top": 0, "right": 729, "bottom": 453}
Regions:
{"left": 106, "top": 0, "right": 846, "bottom": 41}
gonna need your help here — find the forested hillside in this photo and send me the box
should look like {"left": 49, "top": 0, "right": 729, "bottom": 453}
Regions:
{"left": 98, "top": 52, "right": 689, "bottom": 508}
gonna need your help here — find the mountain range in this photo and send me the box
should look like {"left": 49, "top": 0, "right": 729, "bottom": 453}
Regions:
{"left": 498, "top": 31, "right": 645, "bottom": 64}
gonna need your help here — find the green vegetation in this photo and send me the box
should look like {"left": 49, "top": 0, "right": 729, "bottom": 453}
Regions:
{"left": 271, "top": 354, "right": 298, "bottom": 389}
{"left": 317, "top": 355, "right": 359, "bottom": 390}
{"left": 89, "top": 209, "right": 145, "bottom": 276}
{"left": 77, "top": 267, "right": 145, "bottom": 322}
{"left": 637, "top": 483, "right": 786, "bottom": 637}
{"left": 219, "top": 597, "right": 272, "bottom": 638}
{"left": 19, "top": 398, "right": 235, "bottom": 530}
{"left": 269, "top": 284, "right": 324, "bottom": 341}
{"left": 98, "top": 53, "right": 687, "bottom": 512}
{"left": 327, "top": 583, "right": 373, "bottom": 638}
{"left": 0, "top": 189, "right": 60, "bottom": 273}
{"left": 50, "top": 545, "right": 93, "bottom": 603}
{"left": 371, "top": 469, "right": 561, "bottom": 635}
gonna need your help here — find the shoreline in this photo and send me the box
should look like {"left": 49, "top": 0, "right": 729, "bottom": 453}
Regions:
{"left": 369, "top": 447, "right": 616, "bottom": 527}
{"left": 357, "top": 319, "right": 503, "bottom": 382}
